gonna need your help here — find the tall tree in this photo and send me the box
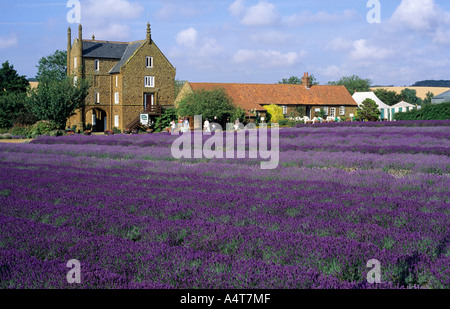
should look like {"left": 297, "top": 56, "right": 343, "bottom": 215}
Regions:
{"left": 177, "top": 88, "right": 238, "bottom": 126}
{"left": 373, "top": 89, "right": 402, "bottom": 106}
{"left": 27, "top": 77, "right": 91, "bottom": 129}
{"left": 0, "top": 92, "right": 36, "bottom": 128}
{"left": 423, "top": 91, "right": 434, "bottom": 105}
{"left": 356, "top": 98, "right": 380, "bottom": 121}
{"left": 0, "top": 61, "right": 29, "bottom": 94}
{"left": 328, "top": 75, "right": 371, "bottom": 94}
{"left": 35, "top": 50, "right": 67, "bottom": 82}
{"left": 279, "top": 74, "right": 319, "bottom": 86}
{"left": 400, "top": 88, "right": 423, "bottom": 105}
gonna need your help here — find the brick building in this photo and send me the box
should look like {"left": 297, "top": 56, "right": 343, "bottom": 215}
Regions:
{"left": 67, "top": 23, "right": 176, "bottom": 131}
{"left": 175, "top": 73, "right": 358, "bottom": 122}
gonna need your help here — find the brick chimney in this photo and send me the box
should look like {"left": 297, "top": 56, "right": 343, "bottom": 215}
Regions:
{"left": 302, "top": 72, "right": 311, "bottom": 89}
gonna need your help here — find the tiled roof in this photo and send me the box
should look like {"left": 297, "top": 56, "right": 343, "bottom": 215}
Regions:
{"left": 189, "top": 83, "right": 357, "bottom": 113}
{"left": 82, "top": 41, "right": 131, "bottom": 59}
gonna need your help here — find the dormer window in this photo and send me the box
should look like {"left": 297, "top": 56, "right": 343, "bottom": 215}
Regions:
{"left": 95, "top": 59, "right": 100, "bottom": 71}
{"left": 146, "top": 56, "right": 153, "bottom": 68}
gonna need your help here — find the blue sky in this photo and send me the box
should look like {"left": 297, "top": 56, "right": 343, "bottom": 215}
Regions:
{"left": 1, "top": 0, "right": 450, "bottom": 86}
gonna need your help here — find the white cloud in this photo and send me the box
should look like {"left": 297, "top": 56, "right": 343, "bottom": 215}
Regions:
{"left": 170, "top": 28, "right": 224, "bottom": 65}
{"left": 350, "top": 39, "right": 394, "bottom": 61}
{"left": 320, "top": 65, "right": 341, "bottom": 78}
{"left": 391, "top": 0, "right": 438, "bottom": 31}
{"left": 229, "top": 0, "right": 280, "bottom": 26}
{"left": 176, "top": 27, "right": 197, "bottom": 48}
{"left": 232, "top": 49, "right": 302, "bottom": 68}
{"left": 433, "top": 27, "right": 450, "bottom": 45}
{"left": 80, "top": 0, "right": 144, "bottom": 40}
{"left": 0, "top": 34, "right": 18, "bottom": 49}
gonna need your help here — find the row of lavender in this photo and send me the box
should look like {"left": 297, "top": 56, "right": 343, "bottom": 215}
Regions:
{"left": 30, "top": 125, "right": 450, "bottom": 157}
{"left": 0, "top": 123, "right": 449, "bottom": 289}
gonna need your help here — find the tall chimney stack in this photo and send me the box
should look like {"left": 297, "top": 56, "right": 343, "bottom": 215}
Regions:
{"left": 302, "top": 72, "right": 311, "bottom": 89}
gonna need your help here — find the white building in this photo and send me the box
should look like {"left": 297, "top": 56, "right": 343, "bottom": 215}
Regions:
{"left": 352, "top": 92, "right": 392, "bottom": 121}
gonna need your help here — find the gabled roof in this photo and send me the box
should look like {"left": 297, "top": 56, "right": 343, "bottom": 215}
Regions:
{"left": 189, "top": 83, "right": 357, "bottom": 113}
{"left": 352, "top": 92, "right": 390, "bottom": 109}
{"left": 82, "top": 40, "right": 131, "bottom": 59}
{"left": 392, "top": 100, "right": 415, "bottom": 108}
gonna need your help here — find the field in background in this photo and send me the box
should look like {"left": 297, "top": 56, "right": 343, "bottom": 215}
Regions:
{"left": 0, "top": 121, "right": 449, "bottom": 289}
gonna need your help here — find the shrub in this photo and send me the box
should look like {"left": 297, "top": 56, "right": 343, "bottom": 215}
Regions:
{"left": 112, "top": 127, "right": 121, "bottom": 134}
{"left": 10, "top": 123, "right": 32, "bottom": 137}
{"left": 394, "top": 102, "right": 450, "bottom": 121}
{"left": 31, "top": 120, "right": 59, "bottom": 137}
{"left": 264, "top": 105, "right": 285, "bottom": 123}
{"left": 278, "top": 119, "right": 289, "bottom": 126}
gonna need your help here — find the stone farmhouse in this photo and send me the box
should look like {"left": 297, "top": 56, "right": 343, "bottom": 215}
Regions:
{"left": 66, "top": 23, "right": 176, "bottom": 132}
{"left": 175, "top": 73, "right": 358, "bottom": 122}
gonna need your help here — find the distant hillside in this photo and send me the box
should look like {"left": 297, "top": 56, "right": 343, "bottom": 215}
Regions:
{"left": 412, "top": 80, "right": 450, "bottom": 87}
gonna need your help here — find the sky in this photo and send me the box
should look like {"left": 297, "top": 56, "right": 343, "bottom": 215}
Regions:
{"left": 1, "top": 0, "right": 450, "bottom": 86}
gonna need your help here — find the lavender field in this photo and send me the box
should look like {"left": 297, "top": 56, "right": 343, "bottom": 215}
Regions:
{"left": 0, "top": 121, "right": 449, "bottom": 289}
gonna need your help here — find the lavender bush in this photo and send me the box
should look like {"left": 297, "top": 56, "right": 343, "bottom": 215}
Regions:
{"left": 0, "top": 122, "right": 448, "bottom": 289}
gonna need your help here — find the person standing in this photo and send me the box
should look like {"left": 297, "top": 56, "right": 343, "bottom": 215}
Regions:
{"left": 234, "top": 118, "right": 240, "bottom": 131}
{"left": 204, "top": 119, "right": 210, "bottom": 133}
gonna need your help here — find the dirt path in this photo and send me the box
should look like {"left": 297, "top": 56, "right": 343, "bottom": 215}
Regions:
{"left": 0, "top": 139, "right": 33, "bottom": 143}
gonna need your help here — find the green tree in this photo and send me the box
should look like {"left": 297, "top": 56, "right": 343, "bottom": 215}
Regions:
{"left": 423, "top": 91, "right": 434, "bottom": 105}
{"left": 373, "top": 89, "right": 402, "bottom": 106}
{"left": 0, "top": 61, "right": 29, "bottom": 94}
{"left": 328, "top": 75, "right": 371, "bottom": 94}
{"left": 0, "top": 92, "right": 36, "bottom": 128}
{"left": 356, "top": 98, "right": 380, "bottom": 121}
{"left": 279, "top": 74, "right": 319, "bottom": 86}
{"left": 36, "top": 50, "right": 68, "bottom": 82}
{"left": 153, "top": 108, "right": 177, "bottom": 132}
{"left": 400, "top": 88, "right": 423, "bottom": 106}
{"left": 177, "top": 88, "right": 238, "bottom": 125}
{"left": 27, "top": 77, "right": 91, "bottom": 129}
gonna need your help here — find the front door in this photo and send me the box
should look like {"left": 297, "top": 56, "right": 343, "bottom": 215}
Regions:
{"left": 144, "top": 93, "right": 154, "bottom": 111}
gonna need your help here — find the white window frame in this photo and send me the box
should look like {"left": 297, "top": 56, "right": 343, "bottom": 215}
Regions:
{"left": 323, "top": 107, "right": 328, "bottom": 116}
{"left": 330, "top": 107, "right": 336, "bottom": 118}
{"left": 115, "top": 76, "right": 118, "bottom": 88}
{"left": 146, "top": 56, "right": 153, "bottom": 68}
{"left": 115, "top": 92, "right": 119, "bottom": 104}
{"left": 339, "top": 106, "right": 345, "bottom": 116}
{"left": 95, "top": 92, "right": 100, "bottom": 104}
{"left": 114, "top": 115, "right": 119, "bottom": 128}
{"left": 145, "top": 76, "right": 155, "bottom": 88}
{"left": 95, "top": 59, "right": 100, "bottom": 71}
{"left": 73, "top": 76, "right": 78, "bottom": 86}
{"left": 281, "top": 105, "right": 287, "bottom": 115}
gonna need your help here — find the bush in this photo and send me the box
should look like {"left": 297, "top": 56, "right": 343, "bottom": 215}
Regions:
{"left": 264, "top": 105, "right": 285, "bottom": 123}
{"left": 10, "top": 123, "right": 32, "bottom": 137}
{"left": 394, "top": 102, "right": 450, "bottom": 121}
{"left": 278, "top": 119, "right": 289, "bottom": 126}
{"left": 112, "top": 127, "right": 121, "bottom": 134}
{"left": 31, "top": 120, "right": 59, "bottom": 137}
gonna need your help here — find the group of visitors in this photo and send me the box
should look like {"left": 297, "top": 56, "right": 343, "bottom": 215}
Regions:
{"left": 169, "top": 117, "right": 242, "bottom": 133}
